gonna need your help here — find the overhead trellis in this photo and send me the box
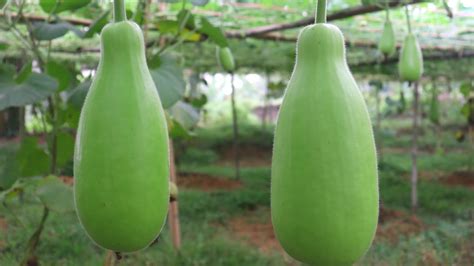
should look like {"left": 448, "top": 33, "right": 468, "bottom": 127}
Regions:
{"left": 0, "top": 0, "right": 473, "bottom": 76}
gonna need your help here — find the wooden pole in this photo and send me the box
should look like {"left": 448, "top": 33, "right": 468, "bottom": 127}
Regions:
{"left": 168, "top": 140, "right": 181, "bottom": 250}
{"left": 411, "top": 82, "right": 419, "bottom": 212}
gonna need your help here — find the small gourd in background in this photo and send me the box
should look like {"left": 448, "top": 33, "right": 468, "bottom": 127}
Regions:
{"left": 216, "top": 46, "right": 236, "bottom": 73}
{"left": 378, "top": 10, "right": 396, "bottom": 57}
{"left": 398, "top": 33, "right": 423, "bottom": 81}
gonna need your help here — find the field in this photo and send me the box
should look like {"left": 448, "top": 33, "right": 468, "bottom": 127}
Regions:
{"left": 1, "top": 113, "right": 473, "bottom": 266}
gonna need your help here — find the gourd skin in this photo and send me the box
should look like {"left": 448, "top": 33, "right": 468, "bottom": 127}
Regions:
{"left": 398, "top": 34, "right": 423, "bottom": 81}
{"left": 379, "top": 20, "right": 396, "bottom": 56}
{"left": 217, "top": 47, "right": 235, "bottom": 72}
{"left": 271, "top": 24, "right": 379, "bottom": 265}
{"left": 74, "top": 21, "right": 169, "bottom": 252}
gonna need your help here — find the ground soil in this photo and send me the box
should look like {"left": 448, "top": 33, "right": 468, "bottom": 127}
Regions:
{"left": 217, "top": 145, "right": 271, "bottom": 167}
{"left": 439, "top": 171, "right": 474, "bottom": 190}
{"left": 226, "top": 206, "right": 425, "bottom": 256}
{"left": 177, "top": 172, "right": 242, "bottom": 192}
{"left": 376, "top": 207, "right": 425, "bottom": 244}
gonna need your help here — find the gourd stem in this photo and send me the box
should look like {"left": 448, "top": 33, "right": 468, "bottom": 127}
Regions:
{"left": 316, "top": 0, "right": 327, "bottom": 24}
{"left": 404, "top": 5, "right": 412, "bottom": 33}
{"left": 114, "top": 0, "right": 126, "bottom": 22}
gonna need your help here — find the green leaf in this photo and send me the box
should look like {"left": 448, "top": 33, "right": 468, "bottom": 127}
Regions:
{"left": 55, "top": 132, "right": 74, "bottom": 168}
{"left": 83, "top": 10, "right": 110, "bottom": 38}
{"left": 46, "top": 61, "right": 73, "bottom": 92}
{"left": 16, "top": 137, "right": 50, "bottom": 178}
{"left": 190, "top": 94, "right": 207, "bottom": 108}
{"left": 191, "top": 0, "right": 209, "bottom": 6}
{"left": 0, "top": 148, "right": 20, "bottom": 191}
{"left": 14, "top": 61, "right": 32, "bottom": 84}
{"left": 168, "top": 101, "right": 200, "bottom": 129}
{"left": 132, "top": 2, "right": 145, "bottom": 25}
{"left": 169, "top": 117, "right": 192, "bottom": 139}
{"left": 35, "top": 176, "right": 74, "bottom": 213}
{"left": 156, "top": 20, "right": 179, "bottom": 34}
{"left": 197, "top": 16, "right": 228, "bottom": 47}
{"left": 32, "top": 21, "right": 83, "bottom": 40}
{"left": 0, "top": 180, "right": 24, "bottom": 202}
{"left": 149, "top": 55, "right": 185, "bottom": 109}
{"left": 0, "top": 67, "right": 58, "bottom": 111}
{"left": 57, "top": 103, "right": 81, "bottom": 129}
{"left": 0, "top": 43, "right": 8, "bottom": 50}
{"left": 68, "top": 80, "right": 91, "bottom": 109}
{"left": 0, "top": 0, "right": 7, "bottom": 9}
{"left": 177, "top": 9, "right": 196, "bottom": 30}
{"left": 40, "top": 0, "right": 90, "bottom": 14}
{"left": 459, "top": 82, "right": 471, "bottom": 98}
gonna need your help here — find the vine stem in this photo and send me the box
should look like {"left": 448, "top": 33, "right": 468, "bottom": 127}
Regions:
{"left": 114, "top": 0, "right": 126, "bottom": 22}
{"left": 316, "top": 0, "right": 327, "bottom": 24}
{"left": 20, "top": 207, "right": 49, "bottom": 266}
{"left": 404, "top": 5, "right": 412, "bottom": 33}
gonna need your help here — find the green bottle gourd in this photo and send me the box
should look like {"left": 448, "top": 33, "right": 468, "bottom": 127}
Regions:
{"left": 378, "top": 15, "right": 396, "bottom": 56}
{"left": 271, "top": 1, "right": 378, "bottom": 265}
{"left": 429, "top": 86, "right": 440, "bottom": 125}
{"left": 398, "top": 88, "right": 406, "bottom": 114}
{"left": 74, "top": 3, "right": 169, "bottom": 253}
{"left": 216, "top": 46, "right": 235, "bottom": 73}
{"left": 398, "top": 33, "right": 423, "bottom": 81}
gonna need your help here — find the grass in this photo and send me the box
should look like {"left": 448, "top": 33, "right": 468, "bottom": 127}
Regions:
{"left": 0, "top": 114, "right": 473, "bottom": 265}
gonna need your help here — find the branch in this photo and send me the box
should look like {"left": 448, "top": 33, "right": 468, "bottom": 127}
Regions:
{"left": 226, "top": 0, "right": 428, "bottom": 38}
{"left": 352, "top": 49, "right": 474, "bottom": 67}
{"left": 2, "top": 12, "right": 92, "bottom": 26}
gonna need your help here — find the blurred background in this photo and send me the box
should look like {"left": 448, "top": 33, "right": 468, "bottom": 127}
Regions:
{"left": 0, "top": 0, "right": 473, "bottom": 265}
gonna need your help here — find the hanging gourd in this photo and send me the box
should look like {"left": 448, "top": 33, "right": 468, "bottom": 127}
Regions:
{"left": 398, "top": 6, "right": 423, "bottom": 82}
{"left": 429, "top": 85, "right": 440, "bottom": 125}
{"left": 271, "top": 0, "right": 379, "bottom": 265}
{"left": 216, "top": 46, "right": 235, "bottom": 73}
{"left": 398, "top": 88, "right": 406, "bottom": 114}
{"left": 74, "top": 0, "right": 169, "bottom": 252}
{"left": 378, "top": 9, "right": 396, "bottom": 57}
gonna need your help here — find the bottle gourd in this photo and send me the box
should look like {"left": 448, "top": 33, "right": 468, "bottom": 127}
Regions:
{"left": 271, "top": 1, "right": 378, "bottom": 265}
{"left": 429, "top": 86, "right": 440, "bottom": 125}
{"left": 398, "top": 34, "right": 423, "bottom": 81}
{"left": 74, "top": 2, "right": 169, "bottom": 253}
{"left": 378, "top": 14, "right": 396, "bottom": 57}
{"left": 216, "top": 46, "right": 235, "bottom": 73}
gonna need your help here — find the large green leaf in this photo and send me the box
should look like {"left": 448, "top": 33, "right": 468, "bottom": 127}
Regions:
{"left": 55, "top": 132, "right": 75, "bottom": 168}
{"left": 0, "top": 148, "right": 20, "bottom": 191}
{"left": 460, "top": 82, "right": 472, "bottom": 98}
{"left": 68, "top": 79, "right": 91, "bottom": 109}
{"left": 0, "top": 66, "right": 58, "bottom": 111}
{"left": 15, "top": 61, "right": 32, "bottom": 83}
{"left": 35, "top": 175, "right": 74, "bottom": 213}
{"left": 40, "top": 0, "right": 90, "bottom": 14}
{"left": 46, "top": 61, "right": 73, "bottom": 91}
{"left": 197, "top": 17, "right": 228, "bottom": 47}
{"left": 16, "top": 137, "right": 50, "bottom": 178}
{"left": 83, "top": 10, "right": 110, "bottom": 38}
{"left": 149, "top": 55, "right": 185, "bottom": 109}
{"left": 32, "top": 21, "right": 81, "bottom": 40}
